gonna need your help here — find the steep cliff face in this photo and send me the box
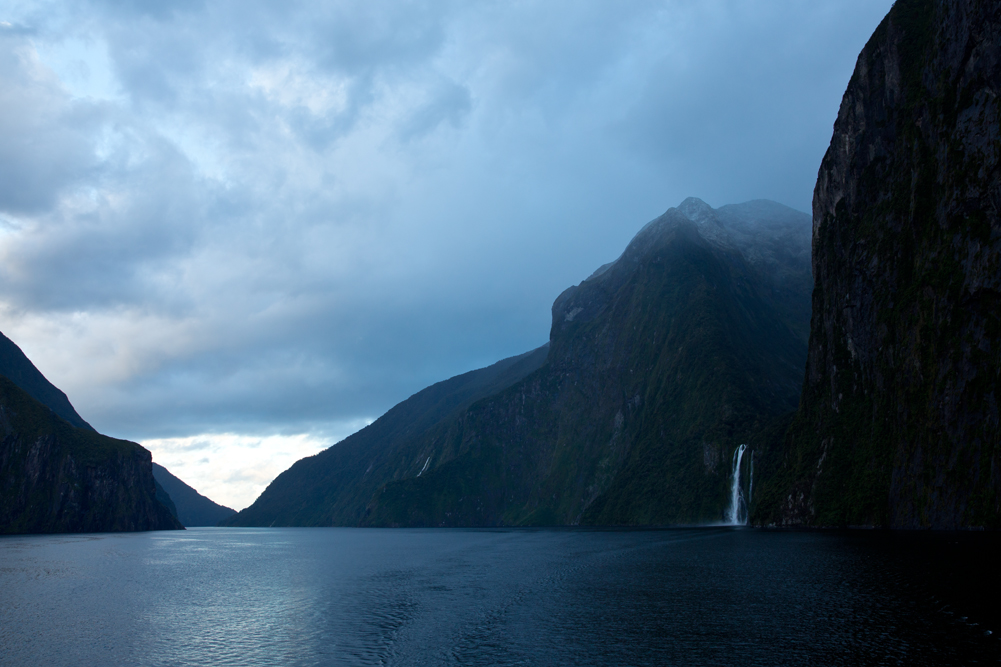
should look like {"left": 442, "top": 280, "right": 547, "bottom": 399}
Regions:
{"left": 362, "top": 199, "right": 811, "bottom": 527}
{"left": 755, "top": 0, "right": 1001, "bottom": 528}
{"left": 0, "top": 376, "right": 181, "bottom": 533}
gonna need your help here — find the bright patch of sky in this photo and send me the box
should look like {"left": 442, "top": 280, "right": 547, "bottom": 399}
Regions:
{"left": 143, "top": 425, "right": 370, "bottom": 511}
{"left": 33, "top": 35, "right": 122, "bottom": 102}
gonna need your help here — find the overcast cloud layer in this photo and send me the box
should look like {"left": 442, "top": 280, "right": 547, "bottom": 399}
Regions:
{"left": 0, "top": 0, "right": 894, "bottom": 509}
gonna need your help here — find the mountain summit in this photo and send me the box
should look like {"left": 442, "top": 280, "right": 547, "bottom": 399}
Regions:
{"left": 229, "top": 198, "right": 812, "bottom": 527}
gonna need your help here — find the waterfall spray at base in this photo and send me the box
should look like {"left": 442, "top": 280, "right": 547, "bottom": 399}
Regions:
{"left": 726, "top": 444, "right": 749, "bottom": 525}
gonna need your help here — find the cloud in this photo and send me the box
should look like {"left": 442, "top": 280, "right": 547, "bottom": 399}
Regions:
{"left": 0, "top": 27, "right": 101, "bottom": 214}
{"left": 396, "top": 76, "right": 471, "bottom": 142}
{"left": 0, "top": 0, "right": 895, "bottom": 506}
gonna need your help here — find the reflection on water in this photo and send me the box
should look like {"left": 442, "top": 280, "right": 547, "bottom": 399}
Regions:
{"left": 1, "top": 527, "right": 999, "bottom": 666}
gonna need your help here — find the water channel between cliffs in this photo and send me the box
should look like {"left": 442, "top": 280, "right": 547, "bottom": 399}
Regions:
{"left": 2, "top": 526, "right": 998, "bottom": 665}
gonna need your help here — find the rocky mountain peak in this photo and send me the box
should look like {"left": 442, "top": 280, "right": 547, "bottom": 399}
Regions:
{"left": 677, "top": 197, "right": 731, "bottom": 246}
{"left": 576, "top": 197, "right": 808, "bottom": 294}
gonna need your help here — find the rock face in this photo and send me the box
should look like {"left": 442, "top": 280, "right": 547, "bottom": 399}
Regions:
{"left": 229, "top": 198, "right": 812, "bottom": 527}
{"left": 0, "top": 375, "right": 181, "bottom": 533}
{"left": 152, "top": 463, "right": 236, "bottom": 527}
{"left": 754, "top": 0, "right": 1001, "bottom": 528}
{"left": 0, "top": 332, "right": 181, "bottom": 534}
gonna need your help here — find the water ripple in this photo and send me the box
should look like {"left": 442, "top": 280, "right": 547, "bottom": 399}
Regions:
{"left": 0, "top": 528, "right": 998, "bottom": 666}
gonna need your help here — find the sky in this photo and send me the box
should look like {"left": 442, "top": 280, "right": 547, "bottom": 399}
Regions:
{"left": 0, "top": 0, "right": 894, "bottom": 510}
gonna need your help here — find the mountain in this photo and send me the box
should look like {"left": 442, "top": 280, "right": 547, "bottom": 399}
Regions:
{"left": 155, "top": 477, "right": 178, "bottom": 519}
{"left": 152, "top": 463, "right": 236, "bottom": 526}
{"left": 0, "top": 374, "right": 182, "bottom": 533}
{"left": 225, "top": 344, "right": 550, "bottom": 526}
{"left": 0, "top": 332, "right": 181, "bottom": 533}
{"left": 753, "top": 0, "right": 1001, "bottom": 528}
{"left": 0, "top": 332, "right": 93, "bottom": 431}
{"left": 228, "top": 198, "right": 812, "bottom": 527}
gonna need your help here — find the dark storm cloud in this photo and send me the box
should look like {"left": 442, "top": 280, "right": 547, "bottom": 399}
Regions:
{"left": 0, "top": 1, "right": 894, "bottom": 484}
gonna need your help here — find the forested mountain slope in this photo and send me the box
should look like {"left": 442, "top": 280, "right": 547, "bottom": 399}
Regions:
{"left": 225, "top": 345, "right": 550, "bottom": 526}
{"left": 153, "top": 463, "right": 236, "bottom": 527}
{"left": 229, "top": 198, "right": 812, "bottom": 527}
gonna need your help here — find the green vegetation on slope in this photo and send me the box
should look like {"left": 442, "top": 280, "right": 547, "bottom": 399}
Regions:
{"left": 365, "top": 202, "right": 810, "bottom": 526}
{"left": 224, "top": 345, "right": 550, "bottom": 526}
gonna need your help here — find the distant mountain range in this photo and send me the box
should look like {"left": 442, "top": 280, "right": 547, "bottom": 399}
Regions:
{"left": 226, "top": 198, "right": 813, "bottom": 527}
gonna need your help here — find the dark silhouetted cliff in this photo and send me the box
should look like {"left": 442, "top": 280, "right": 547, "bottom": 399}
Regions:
{"left": 754, "top": 0, "right": 1001, "bottom": 528}
{"left": 0, "top": 332, "right": 93, "bottom": 431}
{"left": 0, "top": 375, "right": 181, "bottom": 533}
{"left": 0, "top": 332, "right": 181, "bottom": 534}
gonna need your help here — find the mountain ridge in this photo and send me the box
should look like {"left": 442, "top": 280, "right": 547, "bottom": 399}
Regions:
{"left": 225, "top": 343, "right": 550, "bottom": 526}
{"left": 152, "top": 463, "right": 236, "bottom": 527}
{"left": 364, "top": 199, "right": 810, "bottom": 526}
{"left": 229, "top": 198, "right": 812, "bottom": 527}
{"left": 0, "top": 332, "right": 93, "bottom": 431}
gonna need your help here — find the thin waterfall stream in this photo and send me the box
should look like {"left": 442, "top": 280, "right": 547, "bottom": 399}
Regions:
{"left": 727, "top": 444, "right": 749, "bottom": 525}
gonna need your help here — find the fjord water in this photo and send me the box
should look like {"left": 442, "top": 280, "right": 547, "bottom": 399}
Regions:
{"left": 2, "top": 528, "right": 998, "bottom": 666}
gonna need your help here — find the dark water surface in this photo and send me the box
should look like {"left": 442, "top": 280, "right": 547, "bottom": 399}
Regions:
{"left": 1, "top": 527, "right": 999, "bottom": 666}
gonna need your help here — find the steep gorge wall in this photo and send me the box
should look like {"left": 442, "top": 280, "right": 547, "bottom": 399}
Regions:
{"left": 756, "top": 0, "right": 1001, "bottom": 528}
{"left": 0, "top": 376, "right": 181, "bottom": 534}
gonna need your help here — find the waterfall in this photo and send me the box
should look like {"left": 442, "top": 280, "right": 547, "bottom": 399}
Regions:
{"left": 726, "top": 444, "right": 748, "bottom": 525}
